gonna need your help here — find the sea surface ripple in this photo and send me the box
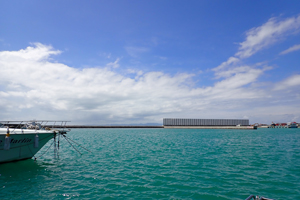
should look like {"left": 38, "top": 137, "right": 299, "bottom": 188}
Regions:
{"left": 0, "top": 128, "right": 299, "bottom": 199}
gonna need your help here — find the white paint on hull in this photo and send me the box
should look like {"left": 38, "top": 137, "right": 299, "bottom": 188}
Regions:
{"left": 0, "top": 128, "right": 54, "bottom": 163}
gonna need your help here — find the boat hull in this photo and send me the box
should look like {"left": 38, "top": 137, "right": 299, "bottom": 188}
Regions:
{"left": 0, "top": 130, "right": 54, "bottom": 163}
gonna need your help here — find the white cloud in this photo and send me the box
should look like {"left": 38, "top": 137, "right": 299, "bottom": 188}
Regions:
{"left": 213, "top": 15, "right": 300, "bottom": 75}
{"left": 0, "top": 43, "right": 299, "bottom": 124}
{"left": 0, "top": 43, "right": 61, "bottom": 61}
{"left": 209, "top": 15, "right": 300, "bottom": 123}
{"left": 214, "top": 67, "right": 263, "bottom": 89}
{"left": 236, "top": 15, "right": 300, "bottom": 58}
{"left": 280, "top": 44, "right": 300, "bottom": 55}
{"left": 213, "top": 56, "right": 239, "bottom": 72}
{"left": 106, "top": 58, "right": 120, "bottom": 68}
{"left": 274, "top": 74, "right": 300, "bottom": 90}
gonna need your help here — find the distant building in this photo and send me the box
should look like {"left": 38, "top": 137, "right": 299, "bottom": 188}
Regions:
{"left": 163, "top": 118, "right": 249, "bottom": 126}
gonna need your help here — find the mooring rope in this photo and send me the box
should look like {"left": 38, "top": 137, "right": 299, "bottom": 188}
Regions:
{"left": 24, "top": 134, "right": 54, "bottom": 161}
{"left": 63, "top": 135, "right": 92, "bottom": 153}
{"left": 27, "top": 142, "right": 37, "bottom": 160}
{"left": 62, "top": 134, "right": 82, "bottom": 155}
{"left": 24, "top": 132, "right": 91, "bottom": 161}
{"left": 32, "top": 134, "right": 56, "bottom": 160}
{"left": 34, "top": 140, "right": 54, "bottom": 160}
{"left": 58, "top": 134, "right": 60, "bottom": 150}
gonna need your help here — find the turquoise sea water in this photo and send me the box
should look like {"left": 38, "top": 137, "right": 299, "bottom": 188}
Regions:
{"left": 0, "top": 128, "right": 300, "bottom": 200}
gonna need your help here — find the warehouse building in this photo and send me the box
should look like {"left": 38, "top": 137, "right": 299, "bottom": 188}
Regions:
{"left": 163, "top": 118, "right": 249, "bottom": 126}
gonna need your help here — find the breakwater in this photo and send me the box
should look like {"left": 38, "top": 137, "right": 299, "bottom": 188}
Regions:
{"left": 4, "top": 124, "right": 258, "bottom": 129}
{"left": 54, "top": 125, "right": 164, "bottom": 128}
{"left": 49, "top": 125, "right": 256, "bottom": 129}
{"left": 3, "top": 124, "right": 164, "bottom": 129}
{"left": 53, "top": 125, "right": 257, "bottom": 129}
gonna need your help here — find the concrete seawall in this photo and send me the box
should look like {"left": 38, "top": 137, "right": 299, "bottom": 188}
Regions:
{"left": 54, "top": 125, "right": 256, "bottom": 129}
{"left": 5, "top": 124, "right": 256, "bottom": 129}
{"left": 49, "top": 125, "right": 164, "bottom": 129}
{"left": 3, "top": 124, "right": 163, "bottom": 129}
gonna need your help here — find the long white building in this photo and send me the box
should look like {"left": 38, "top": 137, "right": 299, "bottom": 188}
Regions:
{"left": 163, "top": 118, "right": 249, "bottom": 126}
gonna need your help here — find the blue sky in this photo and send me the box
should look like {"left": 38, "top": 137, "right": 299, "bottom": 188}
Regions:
{"left": 1, "top": 1, "right": 300, "bottom": 124}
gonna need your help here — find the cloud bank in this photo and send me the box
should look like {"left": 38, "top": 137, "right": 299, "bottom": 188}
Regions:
{"left": 1, "top": 15, "right": 300, "bottom": 124}
{"left": 0, "top": 43, "right": 298, "bottom": 125}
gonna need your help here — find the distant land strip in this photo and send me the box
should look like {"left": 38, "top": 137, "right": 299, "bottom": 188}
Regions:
{"left": 4, "top": 124, "right": 256, "bottom": 129}
{"left": 50, "top": 125, "right": 255, "bottom": 129}
{"left": 54, "top": 125, "right": 164, "bottom": 128}
{"left": 4, "top": 124, "right": 164, "bottom": 129}
{"left": 59, "top": 125, "right": 255, "bottom": 129}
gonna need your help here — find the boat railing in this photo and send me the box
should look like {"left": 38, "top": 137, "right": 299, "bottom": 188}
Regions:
{"left": 0, "top": 120, "right": 71, "bottom": 132}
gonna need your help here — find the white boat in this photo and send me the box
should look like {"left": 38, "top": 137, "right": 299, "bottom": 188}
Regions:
{"left": 0, "top": 121, "right": 69, "bottom": 164}
{"left": 287, "top": 122, "right": 298, "bottom": 128}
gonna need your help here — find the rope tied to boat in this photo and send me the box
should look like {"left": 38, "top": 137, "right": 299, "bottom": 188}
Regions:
{"left": 34, "top": 141, "right": 54, "bottom": 160}
{"left": 27, "top": 134, "right": 55, "bottom": 161}
{"left": 62, "top": 134, "right": 82, "bottom": 155}
{"left": 62, "top": 135, "right": 91, "bottom": 153}
{"left": 35, "top": 130, "right": 92, "bottom": 160}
